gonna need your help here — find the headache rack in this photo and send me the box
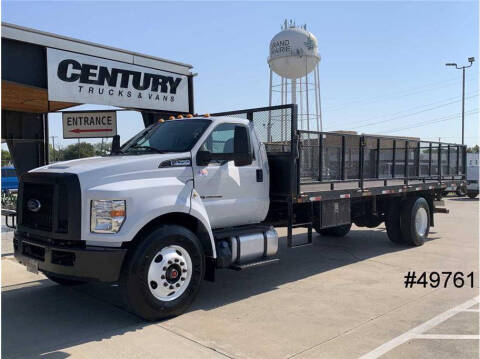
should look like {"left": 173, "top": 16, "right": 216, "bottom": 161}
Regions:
{"left": 297, "top": 130, "right": 466, "bottom": 199}
{"left": 213, "top": 104, "right": 467, "bottom": 246}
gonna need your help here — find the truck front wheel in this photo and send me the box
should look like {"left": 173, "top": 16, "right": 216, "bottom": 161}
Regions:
{"left": 121, "top": 225, "right": 205, "bottom": 321}
{"left": 400, "top": 197, "right": 430, "bottom": 246}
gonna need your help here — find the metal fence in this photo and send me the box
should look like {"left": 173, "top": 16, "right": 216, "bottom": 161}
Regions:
{"left": 299, "top": 130, "right": 466, "bottom": 185}
{"left": 213, "top": 104, "right": 296, "bottom": 153}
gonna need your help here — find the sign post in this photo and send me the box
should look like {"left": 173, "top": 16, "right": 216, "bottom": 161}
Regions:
{"left": 62, "top": 110, "right": 117, "bottom": 139}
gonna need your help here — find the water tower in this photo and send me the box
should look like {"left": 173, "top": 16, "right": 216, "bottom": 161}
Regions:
{"left": 267, "top": 20, "right": 322, "bottom": 141}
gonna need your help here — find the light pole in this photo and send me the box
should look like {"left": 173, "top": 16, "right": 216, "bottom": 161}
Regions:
{"left": 446, "top": 57, "right": 475, "bottom": 145}
{"left": 50, "top": 136, "right": 58, "bottom": 162}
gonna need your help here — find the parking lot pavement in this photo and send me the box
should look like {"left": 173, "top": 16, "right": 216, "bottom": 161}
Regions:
{"left": 1, "top": 216, "right": 14, "bottom": 256}
{"left": 2, "top": 197, "right": 478, "bottom": 358}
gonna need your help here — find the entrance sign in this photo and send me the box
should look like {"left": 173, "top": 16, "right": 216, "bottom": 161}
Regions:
{"left": 47, "top": 48, "right": 189, "bottom": 112}
{"left": 62, "top": 111, "right": 117, "bottom": 139}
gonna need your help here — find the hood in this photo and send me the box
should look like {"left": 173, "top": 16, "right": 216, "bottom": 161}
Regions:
{"left": 31, "top": 153, "right": 193, "bottom": 189}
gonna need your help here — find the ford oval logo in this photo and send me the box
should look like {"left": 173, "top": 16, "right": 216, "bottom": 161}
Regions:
{"left": 27, "top": 199, "right": 42, "bottom": 213}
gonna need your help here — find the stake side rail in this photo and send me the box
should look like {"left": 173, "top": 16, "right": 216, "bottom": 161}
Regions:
{"left": 296, "top": 129, "right": 467, "bottom": 203}
{"left": 212, "top": 104, "right": 466, "bottom": 204}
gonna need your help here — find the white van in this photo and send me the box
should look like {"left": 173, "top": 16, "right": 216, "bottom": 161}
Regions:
{"left": 466, "top": 153, "right": 479, "bottom": 198}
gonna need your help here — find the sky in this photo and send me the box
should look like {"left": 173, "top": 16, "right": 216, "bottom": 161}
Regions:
{"left": 1, "top": 0, "right": 479, "bottom": 148}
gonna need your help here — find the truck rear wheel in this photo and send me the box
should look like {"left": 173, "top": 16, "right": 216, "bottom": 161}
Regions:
{"left": 400, "top": 197, "right": 430, "bottom": 246}
{"left": 121, "top": 225, "right": 204, "bottom": 321}
{"left": 315, "top": 224, "right": 351, "bottom": 237}
{"left": 385, "top": 201, "right": 404, "bottom": 244}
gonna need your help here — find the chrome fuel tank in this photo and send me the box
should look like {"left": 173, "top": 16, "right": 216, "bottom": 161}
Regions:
{"left": 230, "top": 227, "right": 278, "bottom": 265}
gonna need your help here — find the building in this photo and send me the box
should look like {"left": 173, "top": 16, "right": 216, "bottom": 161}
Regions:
{"left": 2, "top": 22, "right": 195, "bottom": 175}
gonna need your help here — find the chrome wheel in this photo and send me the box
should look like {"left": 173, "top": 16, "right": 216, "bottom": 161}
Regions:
{"left": 415, "top": 207, "right": 428, "bottom": 236}
{"left": 147, "top": 245, "right": 192, "bottom": 301}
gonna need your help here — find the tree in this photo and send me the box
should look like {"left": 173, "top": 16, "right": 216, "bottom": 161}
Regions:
{"left": 48, "top": 144, "right": 64, "bottom": 163}
{"left": 1, "top": 150, "right": 11, "bottom": 162}
{"left": 62, "top": 142, "right": 95, "bottom": 160}
{"left": 467, "top": 145, "right": 479, "bottom": 153}
{"left": 93, "top": 141, "right": 112, "bottom": 156}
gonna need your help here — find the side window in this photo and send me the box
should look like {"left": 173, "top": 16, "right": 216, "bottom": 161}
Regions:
{"left": 202, "top": 123, "right": 241, "bottom": 154}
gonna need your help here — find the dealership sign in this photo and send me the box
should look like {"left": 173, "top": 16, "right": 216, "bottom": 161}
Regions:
{"left": 62, "top": 111, "right": 117, "bottom": 139}
{"left": 47, "top": 48, "right": 189, "bottom": 112}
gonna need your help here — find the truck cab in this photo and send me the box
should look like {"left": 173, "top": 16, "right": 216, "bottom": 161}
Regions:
{"left": 14, "top": 115, "right": 273, "bottom": 320}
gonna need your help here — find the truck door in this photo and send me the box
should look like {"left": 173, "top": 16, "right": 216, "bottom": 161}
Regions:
{"left": 193, "top": 122, "right": 268, "bottom": 228}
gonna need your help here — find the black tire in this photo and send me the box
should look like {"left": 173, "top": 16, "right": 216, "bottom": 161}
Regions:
{"left": 315, "top": 224, "right": 351, "bottom": 237}
{"left": 353, "top": 216, "right": 382, "bottom": 228}
{"left": 329, "top": 224, "right": 352, "bottom": 237}
{"left": 120, "top": 225, "right": 204, "bottom": 321}
{"left": 385, "top": 200, "right": 404, "bottom": 244}
{"left": 467, "top": 191, "right": 478, "bottom": 199}
{"left": 400, "top": 197, "right": 430, "bottom": 246}
{"left": 365, "top": 217, "right": 383, "bottom": 228}
{"left": 313, "top": 223, "right": 330, "bottom": 235}
{"left": 44, "top": 273, "right": 86, "bottom": 286}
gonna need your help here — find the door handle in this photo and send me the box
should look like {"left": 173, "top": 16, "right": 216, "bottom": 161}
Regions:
{"left": 256, "top": 169, "right": 263, "bottom": 182}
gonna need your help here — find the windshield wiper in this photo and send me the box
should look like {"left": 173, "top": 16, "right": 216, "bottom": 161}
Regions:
{"left": 129, "top": 145, "right": 166, "bottom": 153}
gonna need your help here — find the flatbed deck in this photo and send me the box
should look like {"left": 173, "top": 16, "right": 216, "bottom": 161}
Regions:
{"left": 299, "top": 178, "right": 465, "bottom": 201}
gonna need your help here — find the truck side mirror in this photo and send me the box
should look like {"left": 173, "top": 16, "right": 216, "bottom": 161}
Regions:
{"left": 111, "top": 135, "right": 121, "bottom": 154}
{"left": 234, "top": 126, "right": 252, "bottom": 166}
{"left": 197, "top": 150, "right": 211, "bottom": 166}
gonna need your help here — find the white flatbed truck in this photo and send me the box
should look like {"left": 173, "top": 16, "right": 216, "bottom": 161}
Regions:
{"left": 13, "top": 105, "right": 467, "bottom": 320}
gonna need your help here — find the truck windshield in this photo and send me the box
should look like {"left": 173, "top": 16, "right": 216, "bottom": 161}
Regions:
{"left": 122, "top": 119, "right": 211, "bottom": 154}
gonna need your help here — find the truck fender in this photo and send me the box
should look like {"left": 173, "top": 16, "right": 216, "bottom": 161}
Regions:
{"left": 189, "top": 187, "right": 216, "bottom": 258}
{"left": 122, "top": 186, "right": 216, "bottom": 259}
{"left": 85, "top": 177, "right": 209, "bottom": 248}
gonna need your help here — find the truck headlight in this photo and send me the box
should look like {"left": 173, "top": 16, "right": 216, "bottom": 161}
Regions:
{"left": 90, "top": 200, "right": 126, "bottom": 233}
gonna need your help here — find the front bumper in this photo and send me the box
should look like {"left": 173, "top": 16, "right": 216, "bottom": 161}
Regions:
{"left": 14, "top": 233, "right": 127, "bottom": 282}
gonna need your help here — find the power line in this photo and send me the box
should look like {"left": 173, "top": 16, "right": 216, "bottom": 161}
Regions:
{"left": 350, "top": 93, "right": 479, "bottom": 130}
{"left": 332, "top": 92, "right": 477, "bottom": 128}
{"left": 387, "top": 110, "right": 479, "bottom": 133}
{"left": 323, "top": 74, "right": 478, "bottom": 112}
{"left": 390, "top": 110, "right": 478, "bottom": 132}
{"left": 421, "top": 136, "right": 478, "bottom": 139}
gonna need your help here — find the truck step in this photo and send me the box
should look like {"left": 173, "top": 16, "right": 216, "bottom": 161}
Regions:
{"left": 230, "top": 258, "right": 279, "bottom": 271}
{"left": 288, "top": 240, "right": 314, "bottom": 249}
{"left": 288, "top": 223, "right": 314, "bottom": 248}
{"left": 291, "top": 222, "right": 312, "bottom": 228}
